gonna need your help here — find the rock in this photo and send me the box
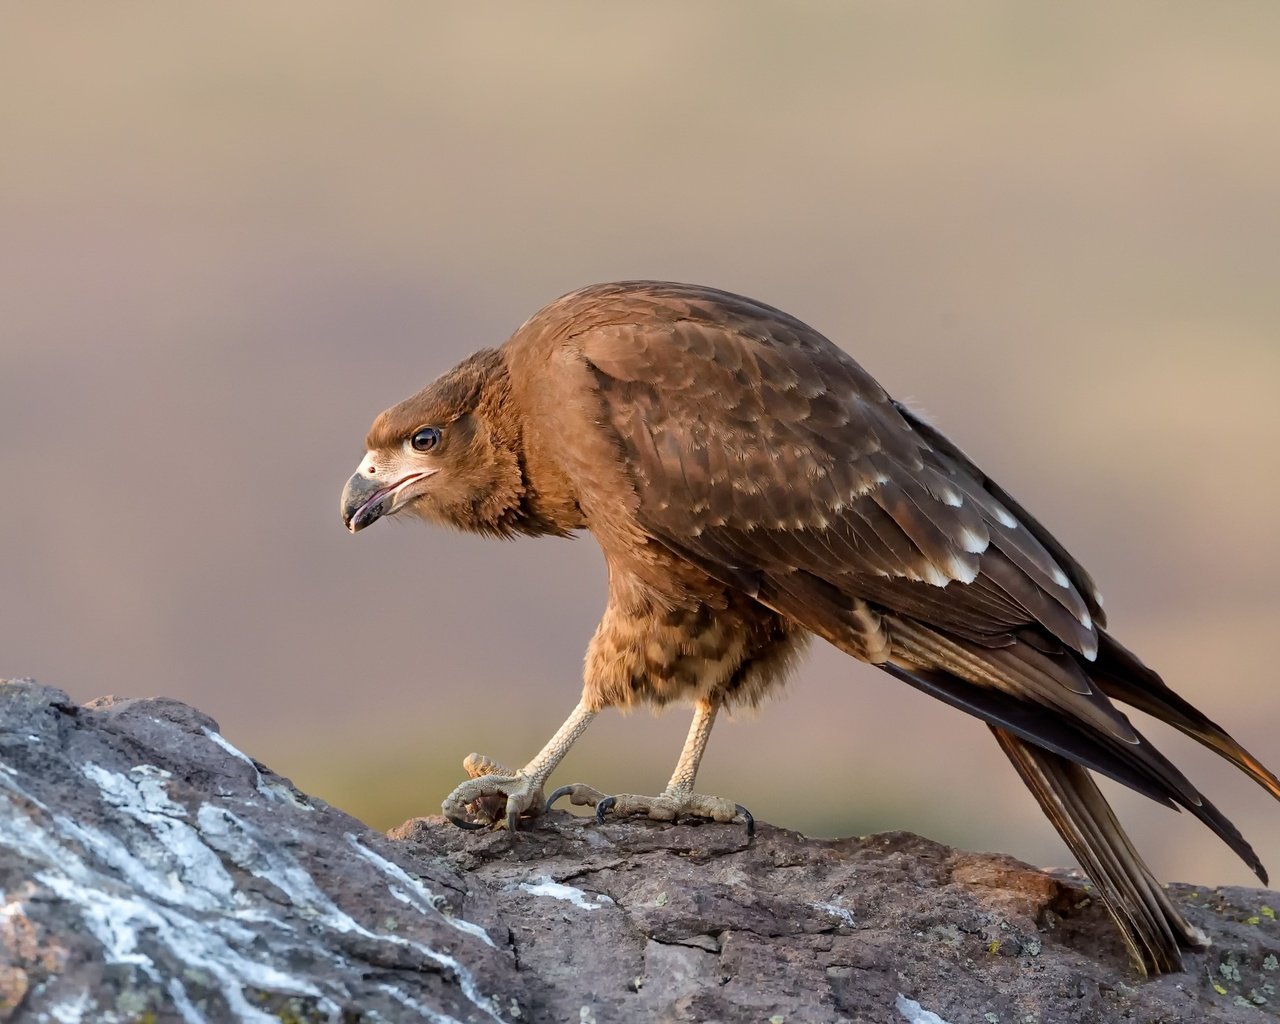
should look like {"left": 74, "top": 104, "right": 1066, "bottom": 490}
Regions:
{"left": 1, "top": 679, "right": 1278, "bottom": 1023}
{"left": 0, "top": 681, "right": 511, "bottom": 1024}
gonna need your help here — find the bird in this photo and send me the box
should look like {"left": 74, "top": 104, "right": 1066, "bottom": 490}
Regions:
{"left": 340, "top": 280, "right": 1279, "bottom": 974}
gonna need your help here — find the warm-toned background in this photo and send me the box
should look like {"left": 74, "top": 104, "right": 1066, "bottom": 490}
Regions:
{"left": 3, "top": 5, "right": 1278, "bottom": 887}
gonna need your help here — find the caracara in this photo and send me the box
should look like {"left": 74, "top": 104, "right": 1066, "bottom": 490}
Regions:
{"left": 341, "top": 281, "right": 1278, "bottom": 973}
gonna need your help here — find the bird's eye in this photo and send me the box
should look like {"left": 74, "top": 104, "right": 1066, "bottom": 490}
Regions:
{"left": 410, "top": 427, "right": 441, "bottom": 453}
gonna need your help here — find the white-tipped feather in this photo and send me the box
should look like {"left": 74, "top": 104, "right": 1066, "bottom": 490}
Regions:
{"left": 921, "top": 562, "right": 953, "bottom": 587}
{"left": 993, "top": 505, "right": 1018, "bottom": 528}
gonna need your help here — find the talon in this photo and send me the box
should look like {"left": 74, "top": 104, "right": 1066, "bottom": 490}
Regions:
{"left": 595, "top": 795, "right": 617, "bottom": 824}
{"left": 506, "top": 804, "right": 521, "bottom": 833}
{"left": 547, "top": 782, "right": 608, "bottom": 814}
{"left": 447, "top": 815, "right": 488, "bottom": 831}
{"left": 545, "top": 785, "right": 575, "bottom": 813}
{"left": 735, "top": 804, "right": 755, "bottom": 839}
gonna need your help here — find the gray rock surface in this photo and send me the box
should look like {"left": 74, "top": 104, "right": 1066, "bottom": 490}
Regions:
{"left": 2, "top": 678, "right": 1278, "bottom": 1024}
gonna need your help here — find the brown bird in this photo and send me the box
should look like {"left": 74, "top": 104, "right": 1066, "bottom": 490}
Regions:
{"left": 341, "top": 280, "right": 1279, "bottom": 974}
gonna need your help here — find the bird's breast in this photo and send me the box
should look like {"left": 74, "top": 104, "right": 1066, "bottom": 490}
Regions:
{"left": 584, "top": 588, "right": 803, "bottom": 711}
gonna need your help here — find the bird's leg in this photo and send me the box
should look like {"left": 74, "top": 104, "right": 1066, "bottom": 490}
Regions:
{"left": 442, "top": 698, "right": 597, "bottom": 831}
{"left": 546, "top": 697, "right": 754, "bottom": 836}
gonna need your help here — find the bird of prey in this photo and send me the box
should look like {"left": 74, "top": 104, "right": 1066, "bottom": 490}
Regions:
{"left": 341, "top": 280, "right": 1278, "bottom": 974}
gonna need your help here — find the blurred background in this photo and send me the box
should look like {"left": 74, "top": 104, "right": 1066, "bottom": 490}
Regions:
{"left": 3, "top": 4, "right": 1278, "bottom": 887}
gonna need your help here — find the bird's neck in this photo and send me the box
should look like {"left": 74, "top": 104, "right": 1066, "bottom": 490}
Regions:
{"left": 474, "top": 361, "right": 586, "bottom": 539}
{"left": 512, "top": 440, "right": 587, "bottom": 537}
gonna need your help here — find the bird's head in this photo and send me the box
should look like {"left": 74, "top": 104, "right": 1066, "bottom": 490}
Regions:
{"left": 341, "top": 348, "right": 526, "bottom": 538}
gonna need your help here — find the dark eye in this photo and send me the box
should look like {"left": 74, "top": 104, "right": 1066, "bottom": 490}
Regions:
{"left": 410, "top": 427, "right": 441, "bottom": 453}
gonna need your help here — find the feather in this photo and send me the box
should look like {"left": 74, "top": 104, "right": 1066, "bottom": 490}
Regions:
{"left": 1094, "top": 632, "right": 1280, "bottom": 802}
{"left": 990, "top": 728, "right": 1204, "bottom": 975}
{"left": 881, "top": 655, "right": 1266, "bottom": 883}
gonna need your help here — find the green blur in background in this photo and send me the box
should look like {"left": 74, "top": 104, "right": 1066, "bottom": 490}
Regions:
{"left": 2, "top": 4, "right": 1278, "bottom": 885}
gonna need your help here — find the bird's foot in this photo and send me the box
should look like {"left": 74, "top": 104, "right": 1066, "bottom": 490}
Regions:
{"left": 545, "top": 783, "right": 754, "bottom": 838}
{"left": 442, "top": 753, "right": 545, "bottom": 832}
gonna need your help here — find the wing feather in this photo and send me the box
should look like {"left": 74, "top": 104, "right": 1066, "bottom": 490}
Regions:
{"left": 580, "top": 290, "right": 1101, "bottom": 659}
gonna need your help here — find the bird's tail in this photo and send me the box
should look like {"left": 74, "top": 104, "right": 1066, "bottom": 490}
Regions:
{"left": 990, "top": 726, "right": 1207, "bottom": 974}
{"left": 1093, "top": 631, "right": 1280, "bottom": 803}
{"left": 877, "top": 620, "right": 1274, "bottom": 976}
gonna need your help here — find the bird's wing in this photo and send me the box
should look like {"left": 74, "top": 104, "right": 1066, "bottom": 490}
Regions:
{"left": 579, "top": 285, "right": 1270, "bottom": 901}
{"left": 573, "top": 282, "right": 1272, "bottom": 971}
{"left": 580, "top": 292, "right": 1152, "bottom": 756}
{"left": 579, "top": 287, "right": 1104, "bottom": 660}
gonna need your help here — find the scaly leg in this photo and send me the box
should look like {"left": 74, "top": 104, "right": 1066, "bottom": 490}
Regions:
{"left": 442, "top": 698, "right": 597, "bottom": 831}
{"left": 546, "top": 698, "right": 754, "bottom": 836}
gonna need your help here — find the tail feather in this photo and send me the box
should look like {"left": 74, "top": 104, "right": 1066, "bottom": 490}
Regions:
{"left": 764, "top": 552, "right": 1277, "bottom": 973}
{"left": 882, "top": 646, "right": 1269, "bottom": 884}
{"left": 1094, "top": 632, "right": 1280, "bottom": 802}
{"left": 991, "top": 727, "right": 1208, "bottom": 975}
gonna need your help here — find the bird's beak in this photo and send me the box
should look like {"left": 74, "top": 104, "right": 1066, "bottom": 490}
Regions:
{"left": 341, "top": 469, "right": 426, "bottom": 533}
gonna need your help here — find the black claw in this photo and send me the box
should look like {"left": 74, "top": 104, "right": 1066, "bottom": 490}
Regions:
{"left": 544, "top": 785, "right": 575, "bottom": 814}
{"left": 506, "top": 805, "right": 521, "bottom": 834}
{"left": 735, "top": 804, "right": 755, "bottom": 839}
{"left": 594, "top": 795, "right": 617, "bottom": 824}
{"left": 447, "top": 815, "right": 488, "bottom": 831}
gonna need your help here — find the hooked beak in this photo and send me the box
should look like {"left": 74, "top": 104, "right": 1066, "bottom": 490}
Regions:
{"left": 341, "top": 469, "right": 427, "bottom": 533}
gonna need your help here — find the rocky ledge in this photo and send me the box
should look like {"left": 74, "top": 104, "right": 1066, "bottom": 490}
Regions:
{"left": 1, "top": 679, "right": 1278, "bottom": 1023}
